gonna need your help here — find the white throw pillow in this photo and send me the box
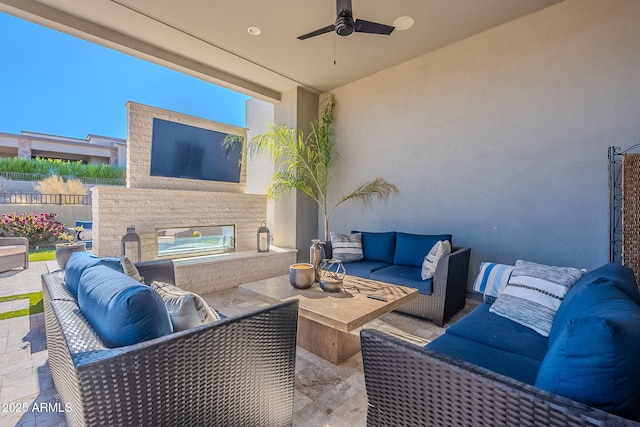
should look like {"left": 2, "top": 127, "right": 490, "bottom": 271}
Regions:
{"left": 79, "top": 229, "right": 92, "bottom": 241}
{"left": 421, "top": 240, "right": 451, "bottom": 280}
{"left": 151, "top": 281, "right": 221, "bottom": 331}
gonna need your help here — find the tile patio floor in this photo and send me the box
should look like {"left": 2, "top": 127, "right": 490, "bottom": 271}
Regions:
{"left": 0, "top": 261, "right": 478, "bottom": 427}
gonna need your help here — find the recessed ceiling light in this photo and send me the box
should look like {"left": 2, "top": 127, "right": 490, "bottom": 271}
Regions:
{"left": 393, "top": 16, "right": 415, "bottom": 31}
{"left": 248, "top": 26, "right": 261, "bottom": 36}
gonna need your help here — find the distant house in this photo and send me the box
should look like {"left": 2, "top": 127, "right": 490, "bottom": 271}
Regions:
{"left": 0, "top": 131, "right": 126, "bottom": 167}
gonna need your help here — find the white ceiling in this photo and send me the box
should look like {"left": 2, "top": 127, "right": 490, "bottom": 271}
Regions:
{"left": 1, "top": 0, "right": 563, "bottom": 100}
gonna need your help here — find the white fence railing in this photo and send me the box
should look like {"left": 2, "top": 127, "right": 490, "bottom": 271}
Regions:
{"left": 0, "top": 193, "right": 91, "bottom": 205}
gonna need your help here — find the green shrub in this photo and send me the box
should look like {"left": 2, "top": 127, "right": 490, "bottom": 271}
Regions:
{"left": 0, "top": 157, "right": 125, "bottom": 180}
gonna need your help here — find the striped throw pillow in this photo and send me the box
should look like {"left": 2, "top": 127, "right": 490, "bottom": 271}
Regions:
{"left": 120, "top": 256, "right": 143, "bottom": 282}
{"left": 330, "top": 232, "right": 364, "bottom": 262}
{"left": 489, "top": 260, "right": 586, "bottom": 336}
{"left": 472, "top": 262, "right": 514, "bottom": 301}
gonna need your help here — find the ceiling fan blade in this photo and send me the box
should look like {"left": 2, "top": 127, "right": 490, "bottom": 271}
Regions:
{"left": 336, "top": 0, "right": 353, "bottom": 15}
{"left": 297, "top": 24, "right": 336, "bottom": 40}
{"left": 354, "top": 19, "right": 395, "bottom": 35}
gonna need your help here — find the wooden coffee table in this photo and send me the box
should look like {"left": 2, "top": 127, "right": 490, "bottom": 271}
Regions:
{"left": 239, "top": 275, "right": 418, "bottom": 364}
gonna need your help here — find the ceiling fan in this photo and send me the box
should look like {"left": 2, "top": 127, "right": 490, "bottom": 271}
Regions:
{"left": 297, "top": 0, "right": 395, "bottom": 40}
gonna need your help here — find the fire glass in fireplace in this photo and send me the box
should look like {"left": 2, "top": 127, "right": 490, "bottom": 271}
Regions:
{"left": 157, "top": 225, "right": 235, "bottom": 257}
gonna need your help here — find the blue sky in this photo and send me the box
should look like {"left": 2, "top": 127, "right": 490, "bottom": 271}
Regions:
{"left": 0, "top": 12, "right": 250, "bottom": 140}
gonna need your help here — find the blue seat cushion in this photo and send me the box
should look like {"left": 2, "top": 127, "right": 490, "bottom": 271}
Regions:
{"left": 446, "top": 303, "right": 548, "bottom": 361}
{"left": 78, "top": 265, "right": 173, "bottom": 348}
{"left": 427, "top": 333, "right": 542, "bottom": 385}
{"left": 549, "top": 263, "right": 639, "bottom": 345}
{"left": 393, "top": 232, "right": 452, "bottom": 268}
{"left": 343, "top": 260, "right": 391, "bottom": 279}
{"left": 65, "top": 252, "right": 124, "bottom": 297}
{"left": 352, "top": 231, "right": 397, "bottom": 264}
{"left": 535, "top": 284, "right": 640, "bottom": 420}
{"left": 371, "top": 265, "right": 432, "bottom": 294}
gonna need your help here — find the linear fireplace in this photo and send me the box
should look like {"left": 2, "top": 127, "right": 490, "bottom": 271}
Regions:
{"left": 156, "top": 225, "right": 235, "bottom": 258}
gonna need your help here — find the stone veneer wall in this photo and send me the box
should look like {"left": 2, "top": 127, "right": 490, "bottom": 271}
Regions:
{"left": 173, "top": 250, "right": 296, "bottom": 294}
{"left": 126, "top": 101, "right": 248, "bottom": 192}
{"left": 92, "top": 186, "right": 297, "bottom": 290}
{"left": 92, "top": 186, "right": 267, "bottom": 259}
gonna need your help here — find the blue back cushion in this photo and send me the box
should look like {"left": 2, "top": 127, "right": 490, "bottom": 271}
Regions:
{"left": 65, "top": 252, "right": 123, "bottom": 297}
{"left": 75, "top": 221, "right": 92, "bottom": 230}
{"left": 78, "top": 265, "right": 173, "bottom": 348}
{"left": 549, "top": 263, "right": 639, "bottom": 345}
{"left": 536, "top": 284, "right": 640, "bottom": 420}
{"left": 352, "top": 231, "right": 397, "bottom": 263}
{"left": 393, "top": 232, "right": 452, "bottom": 268}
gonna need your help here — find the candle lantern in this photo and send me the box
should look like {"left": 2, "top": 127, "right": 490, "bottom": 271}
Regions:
{"left": 257, "top": 220, "right": 270, "bottom": 252}
{"left": 121, "top": 225, "right": 141, "bottom": 263}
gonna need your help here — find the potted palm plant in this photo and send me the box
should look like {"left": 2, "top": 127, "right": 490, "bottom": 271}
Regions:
{"left": 250, "top": 94, "right": 397, "bottom": 243}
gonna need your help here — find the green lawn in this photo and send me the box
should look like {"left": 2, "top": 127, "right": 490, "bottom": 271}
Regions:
{"left": 28, "top": 248, "right": 56, "bottom": 262}
{"left": 0, "top": 249, "right": 51, "bottom": 320}
{"left": 0, "top": 292, "right": 44, "bottom": 320}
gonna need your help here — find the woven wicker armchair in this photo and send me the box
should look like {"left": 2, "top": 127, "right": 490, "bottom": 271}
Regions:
{"left": 42, "top": 260, "right": 299, "bottom": 427}
{"left": 360, "top": 329, "right": 640, "bottom": 427}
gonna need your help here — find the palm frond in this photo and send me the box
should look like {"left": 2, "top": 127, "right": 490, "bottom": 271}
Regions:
{"left": 267, "top": 171, "right": 319, "bottom": 204}
{"left": 220, "top": 134, "right": 245, "bottom": 167}
{"left": 221, "top": 134, "right": 244, "bottom": 157}
{"left": 249, "top": 125, "right": 299, "bottom": 164}
{"left": 333, "top": 177, "right": 399, "bottom": 212}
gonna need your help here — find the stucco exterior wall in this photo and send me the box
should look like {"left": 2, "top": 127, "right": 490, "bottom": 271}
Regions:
{"left": 327, "top": 0, "right": 640, "bottom": 288}
{"left": 0, "top": 131, "right": 125, "bottom": 166}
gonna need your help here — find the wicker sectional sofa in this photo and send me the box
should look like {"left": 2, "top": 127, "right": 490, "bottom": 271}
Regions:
{"left": 361, "top": 263, "right": 640, "bottom": 426}
{"left": 42, "top": 257, "right": 299, "bottom": 427}
{"left": 337, "top": 231, "right": 470, "bottom": 326}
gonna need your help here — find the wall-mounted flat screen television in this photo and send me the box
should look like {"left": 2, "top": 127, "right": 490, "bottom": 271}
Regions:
{"left": 150, "top": 118, "right": 243, "bottom": 183}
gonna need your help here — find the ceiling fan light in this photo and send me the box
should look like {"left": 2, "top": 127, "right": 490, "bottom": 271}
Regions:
{"left": 393, "top": 16, "right": 415, "bottom": 31}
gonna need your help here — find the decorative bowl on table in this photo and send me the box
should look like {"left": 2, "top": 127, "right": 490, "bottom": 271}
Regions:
{"left": 289, "top": 263, "right": 315, "bottom": 289}
{"left": 319, "top": 259, "right": 346, "bottom": 293}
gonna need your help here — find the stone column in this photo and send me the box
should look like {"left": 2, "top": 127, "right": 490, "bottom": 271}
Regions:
{"left": 109, "top": 148, "right": 118, "bottom": 167}
{"left": 273, "top": 88, "right": 320, "bottom": 262}
{"left": 245, "top": 87, "right": 320, "bottom": 262}
{"left": 17, "top": 138, "right": 32, "bottom": 159}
